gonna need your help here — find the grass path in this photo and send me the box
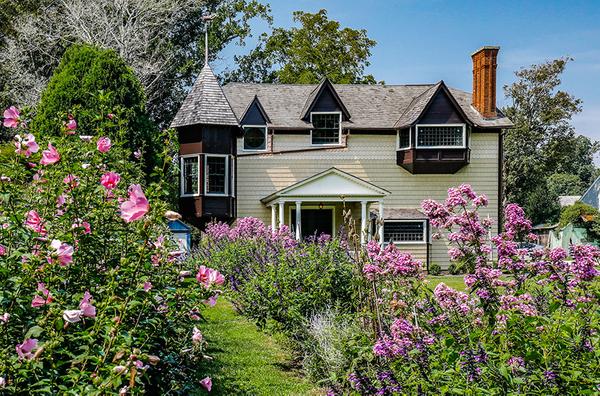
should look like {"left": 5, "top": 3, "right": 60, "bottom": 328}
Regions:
{"left": 427, "top": 275, "right": 467, "bottom": 290}
{"left": 197, "top": 299, "right": 323, "bottom": 396}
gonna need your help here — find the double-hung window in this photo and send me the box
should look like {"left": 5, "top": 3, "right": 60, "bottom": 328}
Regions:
{"left": 180, "top": 155, "right": 200, "bottom": 197}
{"left": 205, "top": 154, "right": 229, "bottom": 196}
{"left": 415, "top": 124, "right": 466, "bottom": 148}
{"left": 383, "top": 220, "right": 427, "bottom": 244}
{"left": 243, "top": 125, "right": 267, "bottom": 151}
{"left": 311, "top": 112, "right": 341, "bottom": 145}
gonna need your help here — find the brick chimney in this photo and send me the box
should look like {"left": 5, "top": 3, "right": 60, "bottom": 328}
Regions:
{"left": 471, "top": 46, "right": 499, "bottom": 118}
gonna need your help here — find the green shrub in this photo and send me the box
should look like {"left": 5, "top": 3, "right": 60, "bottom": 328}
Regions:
{"left": 448, "top": 262, "right": 463, "bottom": 275}
{"left": 428, "top": 262, "right": 441, "bottom": 275}
{"left": 559, "top": 201, "right": 598, "bottom": 228}
{"left": 32, "top": 44, "right": 158, "bottom": 172}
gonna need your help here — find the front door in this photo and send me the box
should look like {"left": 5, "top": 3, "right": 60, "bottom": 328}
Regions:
{"left": 291, "top": 208, "right": 333, "bottom": 239}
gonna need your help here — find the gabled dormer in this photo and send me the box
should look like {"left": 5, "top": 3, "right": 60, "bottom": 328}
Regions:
{"left": 240, "top": 95, "right": 270, "bottom": 152}
{"left": 395, "top": 81, "right": 472, "bottom": 174}
{"left": 301, "top": 79, "right": 350, "bottom": 146}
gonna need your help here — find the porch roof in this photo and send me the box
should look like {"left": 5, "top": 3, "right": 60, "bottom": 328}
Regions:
{"left": 370, "top": 208, "right": 428, "bottom": 220}
{"left": 261, "top": 167, "right": 390, "bottom": 205}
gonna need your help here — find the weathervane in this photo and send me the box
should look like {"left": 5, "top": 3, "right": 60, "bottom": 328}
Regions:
{"left": 202, "top": 12, "right": 216, "bottom": 66}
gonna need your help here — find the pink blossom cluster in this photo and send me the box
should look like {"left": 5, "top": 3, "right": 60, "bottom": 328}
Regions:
{"left": 196, "top": 265, "right": 225, "bottom": 289}
{"left": 499, "top": 293, "right": 537, "bottom": 316}
{"left": 205, "top": 218, "right": 297, "bottom": 249}
{"left": 433, "top": 282, "right": 474, "bottom": 314}
{"left": 373, "top": 317, "right": 434, "bottom": 358}
{"left": 363, "top": 240, "right": 423, "bottom": 280}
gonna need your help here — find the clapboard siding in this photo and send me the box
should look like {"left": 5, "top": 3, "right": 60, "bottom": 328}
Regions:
{"left": 236, "top": 132, "right": 499, "bottom": 268}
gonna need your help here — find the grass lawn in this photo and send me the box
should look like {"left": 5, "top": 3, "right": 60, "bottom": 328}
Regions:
{"left": 427, "top": 275, "right": 466, "bottom": 291}
{"left": 197, "top": 299, "right": 323, "bottom": 396}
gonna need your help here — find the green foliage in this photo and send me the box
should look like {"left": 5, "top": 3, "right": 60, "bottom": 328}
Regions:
{"left": 226, "top": 9, "right": 378, "bottom": 84}
{"left": 559, "top": 202, "right": 598, "bottom": 228}
{"left": 0, "top": 110, "right": 219, "bottom": 393}
{"left": 428, "top": 262, "right": 442, "bottom": 275}
{"left": 503, "top": 58, "right": 599, "bottom": 224}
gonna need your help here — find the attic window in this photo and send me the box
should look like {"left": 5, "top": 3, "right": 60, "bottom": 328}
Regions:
{"left": 243, "top": 125, "right": 267, "bottom": 151}
{"left": 416, "top": 124, "right": 466, "bottom": 148}
{"left": 311, "top": 112, "right": 341, "bottom": 145}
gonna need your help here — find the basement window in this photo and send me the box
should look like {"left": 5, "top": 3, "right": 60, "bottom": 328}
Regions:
{"left": 180, "top": 155, "right": 200, "bottom": 197}
{"left": 416, "top": 124, "right": 466, "bottom": 148}
{"left": 311, "top": 112, "right": 341, "bottom": 145}
{"left": 383, "top": 220, "right": 427, "bottom": 243}
{"left": 205, "top": 155, "right": 229, "bottom": 196}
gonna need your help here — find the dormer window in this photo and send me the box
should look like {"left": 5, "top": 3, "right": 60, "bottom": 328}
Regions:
{"left": 243, "top": 125, "right": 267, "bottom": 151}
{"left": 416, "top": 124, "right": 466, "bottom": 148}
{"left": 311, "top": 112, "right": 341, "bottom": 145}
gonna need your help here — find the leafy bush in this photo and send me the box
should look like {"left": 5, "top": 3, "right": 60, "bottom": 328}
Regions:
{"left": 559, "top": 201, "right": 598, "bottom": 228}
{"left": 0, "top": 107, "right": 221, "bottom": 394}
{"left": 32, "top": 44, "right": 158, "bottom": 172}
{"left": 194, "top": 218, "right": 356, "bottom": 342}
{"left": 428, "top": 262, "right": 441, "bottom": 275}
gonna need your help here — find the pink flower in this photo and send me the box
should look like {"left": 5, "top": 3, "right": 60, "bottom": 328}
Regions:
{"left": 49, "top": 239, "right": 74, "bottom": 266}
{"left": 192, "top": 326, "right": 203, "bottom": 344}
{"left": 200, "top": 377, "right": 212, "bottom": 392}
{"left": 205, "top": 294, "right": 218, "bottom": 306}
{"left": 40, "top": 143, "right": 60, "bottom": 165}
{"left": 16, "top": 338, "right": 38, "bottom": 360}
{"left": 14, "top": 134, "right": 39, "bottom": 157}
{"left": 25, "top": 210, "right": 46, "bottom": 235}
{"left": 100, "top": 172, "right": 120, "bottom": 190}
{"left": 196, "top": 266, "right": 225, "bottom": 288}
{"left": 31, "top": 283, "right": 52, "bottom": 307}
{"left": 0, "top": 245, "right": 5, "bottom": 256}
{"left": 72, "top": 220, "right": 91, "bottom": 234}
{"left": 66, "top": 118, "right": 77, "bottom": 132}
{"left": 120, "top": 184, "right": 150, "bottom": 222}
{"left": 209, "top": 269, "right": 225, "bottom": 286}
{"left": 63, "top": 174, "right": 80, "bottom": 189}
{"left": 0, "top": 313, "right": 9, "bottom": 323}
{"left": 3, "top": 106, "right": 20, "bottom": 128}
{"left": 107, "top": 113, "right": 115, "bottom": 120}
{"left": 79, "top": 291, "right": 96, "bottom": 318}
{"left": 97, "top": 137, "right": 111, "bottom": 153}
{"left": 133, "top": 149, "right": 142, "bottom": 159}
{"left": 143, "top": 281, "right": 152, "bottom": 292}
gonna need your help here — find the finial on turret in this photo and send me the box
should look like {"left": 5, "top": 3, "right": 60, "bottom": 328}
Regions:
{"left": 202, "top": 12, "right": 216, "bottom": 66}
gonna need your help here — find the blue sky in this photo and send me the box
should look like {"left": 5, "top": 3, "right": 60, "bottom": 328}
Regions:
{"left": 216, "top": 0, "right": 600, "bottom": 141}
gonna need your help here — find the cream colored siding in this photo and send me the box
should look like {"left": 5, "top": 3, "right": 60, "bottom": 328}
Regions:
{"left": 236, "top": 132, "right": 499, "bottom": 268}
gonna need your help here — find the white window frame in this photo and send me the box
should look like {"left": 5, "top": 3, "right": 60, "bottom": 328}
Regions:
{"left": 204, "top": 154, "right": 229, "bottom": 197}
{"left": 396, "top": 127, "right": 412, "bottom": 150}
{"left": 383, "top": 219, "right": 427, "bottom": 245}
{"left": 310, "top": 111, "right": 342, "bottom": 146}
{"left": 230, "top": 155, "right": 236, "bottom": 198}
{"left": 242, "top": 125, "right": 268, "bottom": 152}
{"left": 415, "top": 124, "right": 466, "bottom": 149}
{"left": 180, "top": 154, "right": 201, "bottom": 197}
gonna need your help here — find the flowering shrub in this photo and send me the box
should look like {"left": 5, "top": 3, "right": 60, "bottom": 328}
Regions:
{"left": 0, "top": 107, "right": 222, "bottom": 394}
{"left": 195, "top": 220, "right": 355, "bottom": 341}
{"left": 344, "top": 184, "right": 599, "bottom": 394}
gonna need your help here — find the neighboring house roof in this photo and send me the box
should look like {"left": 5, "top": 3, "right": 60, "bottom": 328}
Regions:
{"left": 221, "top": 82, "right": 513, "bottom": 130}
{"left": 261, "top": 167, "right": 390, "bottom": 204}
{"left": 369, "top": 208, "right": 428, "bottom": 220}
{"left": 580, "top": 176, "right": 600, "bottom": 209}
{"left": 558, "top": 195, "right": 581, "bottom": 207}
{"left": 170, "top": 65, "right": 238, "bottom": 128}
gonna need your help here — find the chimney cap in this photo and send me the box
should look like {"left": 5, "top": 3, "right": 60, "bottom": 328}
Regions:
{"left": 471, "top": 46, "right": 500, "bottom": 57}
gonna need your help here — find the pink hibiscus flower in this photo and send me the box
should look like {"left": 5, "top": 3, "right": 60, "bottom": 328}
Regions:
{"left": 66, "top": 118, "right": 77, "bottom": 133}
{"left": 196, "top": 266, "right": 225, "bottom": 288}
{"left": 25, "top": 210, "right": 46, "bottom": 235}
{"left": 31, "top": 283, "right": 52, "bottom": 307}
{"left": 143, "top": 281, "right": 152, "bottom": 292}
{"left": 100, "top": 172, "right": 120, "bottom": 190}
{"left": 200, "top": 377, "right": 212, "bottom": 392}
{"left": 119, "top": 184, "right": 149, "bottom": 222}
{"left": 49, "top": 239, "right": 74, "bottom": 266}
{"left": 40, "top": 143, "right": 61, "bottom": 165}
{"left": 14, "top": 134, "right": 39, "bottom": 157}
{"left": 0, "top": 245, "right": 6, "bottom": 256}
{"left": 3, "top": 106, "right": 20, "bottom": 128}
{"left": 63, "top": 291, "right": 96, "bottom": 323}
{"left": 97, "top": 137, "right": 111, "bottom": 153}
{"left": 192, "top": 326, "right": 203, "bottom": 344}
{"left": 63, "top": 174, "right": 80, "bottom": 189}
{"left": 16, "top": 338, "right": 38, "bottom": 360}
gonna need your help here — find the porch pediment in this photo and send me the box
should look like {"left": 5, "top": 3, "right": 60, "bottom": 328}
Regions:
{"left": 261, "top": 168, "right": 389, "bottom": 204}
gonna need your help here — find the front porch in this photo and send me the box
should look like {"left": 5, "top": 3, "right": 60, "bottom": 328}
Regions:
{"left": 260, "top": 168, "right": 390, "bottom": 243}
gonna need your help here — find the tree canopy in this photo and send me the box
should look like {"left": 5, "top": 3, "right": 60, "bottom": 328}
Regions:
{"left": 225, "top": 9, "right": 378, "bottom": 84}
{"left": 503, "top": 58, "right": 599, "bottom": 225}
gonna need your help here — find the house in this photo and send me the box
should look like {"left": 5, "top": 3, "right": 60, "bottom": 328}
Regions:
{"left": 170, "top": 46, "right": 513, "bottom": 269}
{"left": 580, "top": 176, "right": 600, "bottom": 210}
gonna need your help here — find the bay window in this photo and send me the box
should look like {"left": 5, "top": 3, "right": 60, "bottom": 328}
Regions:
{"left": 205, "top": 154, "right": 229, "bottom": 196}
{"left": 180, "top": 155, "right": 200, "bottom": 197}
{"left": 416, "top": 124, "right": 466, "bottom": 148}
{"left": 311, "top": 112, "right": 341, "bottom": 145}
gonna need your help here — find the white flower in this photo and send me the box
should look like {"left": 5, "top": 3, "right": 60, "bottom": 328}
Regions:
{"left": 0, "top": 376, "right": 6, "bottom": 388}
{"left": 63, "top": 309, "right": 84, "bottom": 323}
{"left": 113, "top": 365, "right": 127, "bottom": 375}
{"left": 79, "top": 135, "right": 93, "bottom": 142}
{"left": 192, "top": 326, "right": 203, "bottom": 344}
{"left": 81, "top": 163, "right": 91, "bottom": 169}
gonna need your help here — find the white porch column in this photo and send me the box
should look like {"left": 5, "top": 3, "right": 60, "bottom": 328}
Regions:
{"left": 360, "top": 200, "right": 368, "bottom": 245}
{"left": 271, "top": 205, "right": 277, "bottom": 231}
{"left": 278, "top": 201, "right": 285, "bottom": 228}
{"left": 295, "top": 201, "right": 302, "bottom": 240}
{"left": 378, "top": 200, "right": 385, "bottom": 245}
